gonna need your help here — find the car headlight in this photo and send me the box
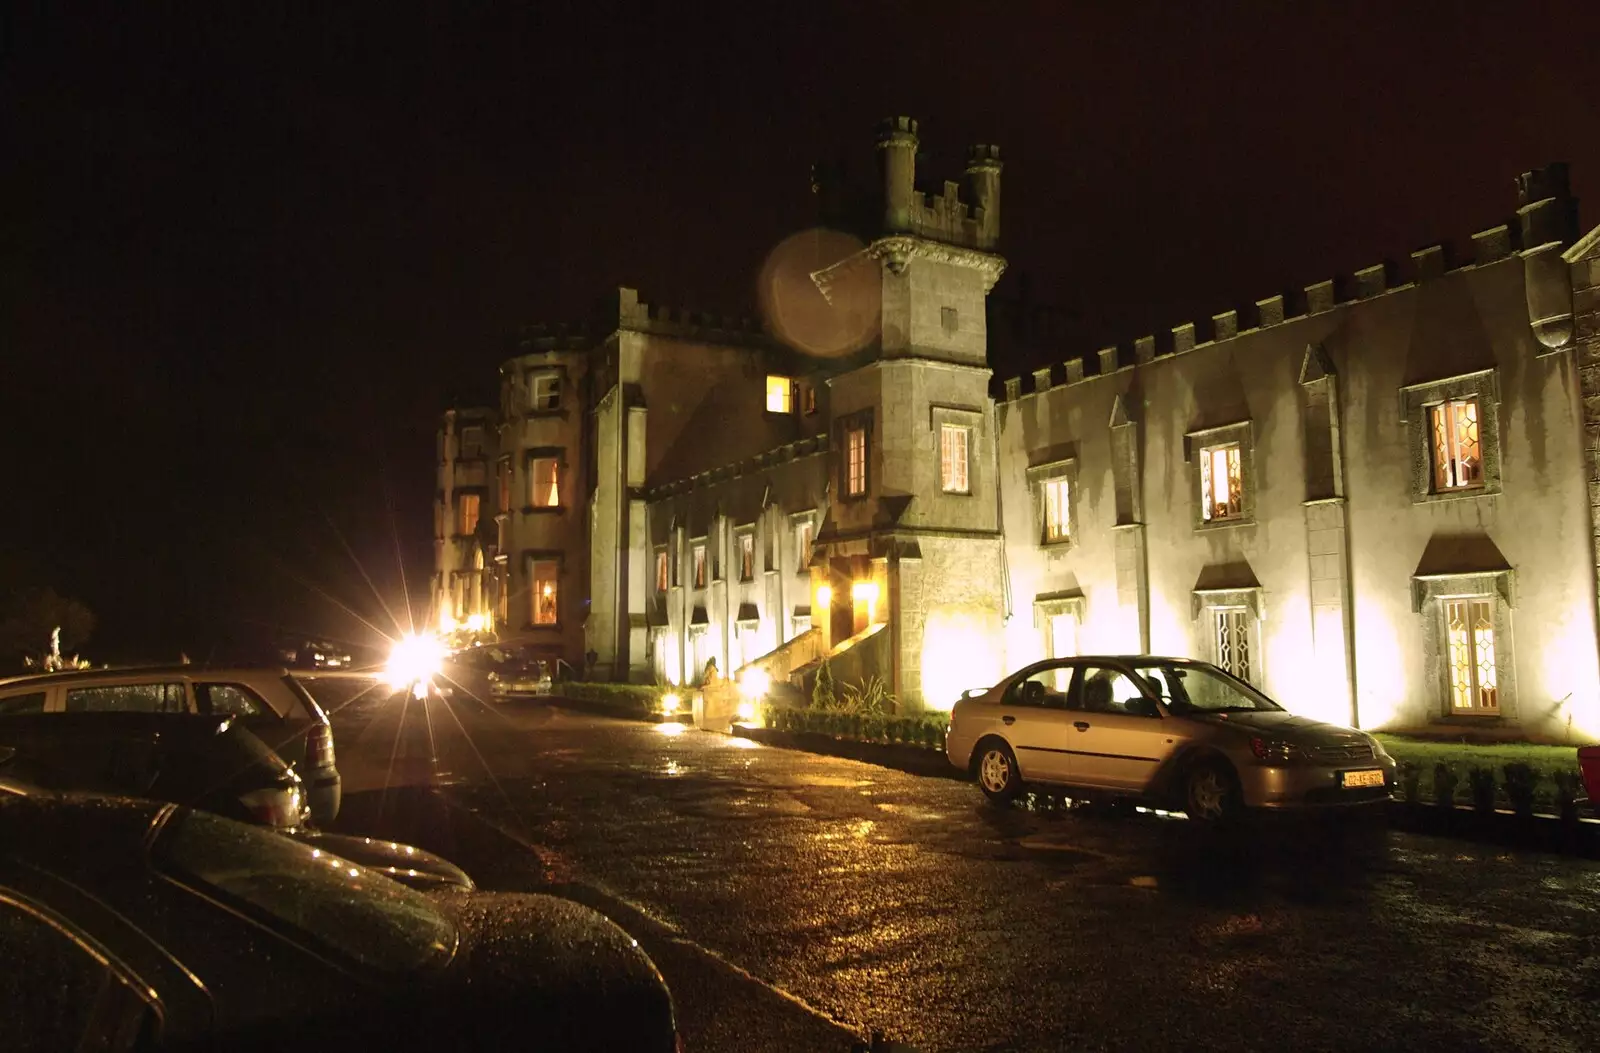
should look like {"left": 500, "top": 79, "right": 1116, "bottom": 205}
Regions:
{"left": 1248, "top": 737, "right": 1303, "bottom": 764}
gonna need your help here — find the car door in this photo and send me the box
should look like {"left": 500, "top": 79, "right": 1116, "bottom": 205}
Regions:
{"left": 996, "top": 661, "right": 1085, "bottom": 785}
{"left": 1065, "top": 664, "right": 1177, "bottom": 792}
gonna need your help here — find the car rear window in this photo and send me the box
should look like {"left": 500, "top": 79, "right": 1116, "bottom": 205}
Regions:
{"left": 197, "top": 683, "right": 271, "bottom": 718}
{"left": 0, "top": 693, "right": 46, "bottom": 716}
{"left": 154, "top": 810, "right": 456, "bottom": 973}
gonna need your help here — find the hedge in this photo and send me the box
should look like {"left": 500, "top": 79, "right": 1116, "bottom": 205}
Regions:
{"left": 763, "top": 705, "right": 948, "bottom": 752}
{"left": 1377, "top": 735, "right": 1585, "bottom": 811}
{"left": 555, "top": 682, "right": 672, "bottom": 718}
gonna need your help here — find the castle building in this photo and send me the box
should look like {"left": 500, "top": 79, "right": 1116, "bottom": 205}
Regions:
{"left": 434, "top": 118, "right": 1600, "bottom": 740}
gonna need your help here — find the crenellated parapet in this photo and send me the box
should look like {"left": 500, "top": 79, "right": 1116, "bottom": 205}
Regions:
{"left": 996, "top": 163, "right": 1582, "bottom": 401}
{"left": 875, "top": 116, "right": 1001, "bottom": 252}
{"left": 506, "top": 287, "right": 774, "bottom": 361}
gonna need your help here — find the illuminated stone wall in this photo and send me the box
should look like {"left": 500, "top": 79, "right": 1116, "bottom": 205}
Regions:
{"left": 997, "top": 211, "right": 1600, "bottom": 739}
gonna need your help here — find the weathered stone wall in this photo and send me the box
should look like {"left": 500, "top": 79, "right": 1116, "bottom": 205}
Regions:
{"left": 998, "top": 252, "right": 1600, "bottom": 737}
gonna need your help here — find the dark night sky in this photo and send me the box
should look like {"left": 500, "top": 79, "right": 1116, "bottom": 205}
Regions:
{"left": 4, "top": 2, "right": 1599, "bottom": 662}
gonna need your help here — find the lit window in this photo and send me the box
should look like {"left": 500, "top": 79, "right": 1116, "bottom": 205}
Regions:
{"left": 693, "top": 544, "right": 707, "bottom": 588}
{"left": 530, "top": 374, "right": 560, "bottom": 412}
{"left": 940, "top": 424, "right": 970, "bottom": 493}
{"left": 796, "top": 519, "right": 813, "bottom": 569}
{"left": 1445, "top": 598, "right": 1498, "bottom": 712}
{"left": 846, "top": 427, "right": 867, "bottom": 496}
{"left": 739, "top": 534, "right": 754, "bottom": 582}
{"left": 1042, "top": 478, "right": 1069, "bottom": 543}
{"left": 458, "top": 493, "right": 480, "bottom": 535}
{"left": 1199, "top": 443, "right": 1243, "bottom": 521}
{"left": 1430, "top": 399, "right": 1483, "bottom": 492}
{"left": 529, "top": 457, "right": 560, "bottom": 508}
{"left": 1213, "top": 608, "right": 1252, "bottom": 682}
{"left": 656, "top": 551, "right": 669, "bottom": 592}
{"left": 532, "top": 561, "right": 559, "bottom": 625}
{"left": 497, "top": 458, "right": 512, "bottom": 513}
{"left": 766, "top": 376, "right": 793, "bottom": 414}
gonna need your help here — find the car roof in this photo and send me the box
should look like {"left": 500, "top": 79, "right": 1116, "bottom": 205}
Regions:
{"left": 0, "top": 665, "right": 293, "bottom": 689}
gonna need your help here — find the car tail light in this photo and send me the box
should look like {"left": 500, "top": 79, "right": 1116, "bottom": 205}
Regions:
{"left": 307, "top": 724, "right": 336, "bottom": 769}
{"left": 240, "top": 785, "right": 304, "bottom": 828}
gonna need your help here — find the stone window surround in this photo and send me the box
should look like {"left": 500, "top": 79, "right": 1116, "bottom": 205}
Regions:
{"left": 929, "top": 403, "right": 984, "bottom": 497}
{"left": 1192, "top": 587, "right": 1265, "bottom": 682}
{"left": 452, "top": 487, "right": 487, "bottom": 539}
{"left": 689, "top": 536, "right": 709, "bottom": 590}
{"left": 1032, "top": 593, "right": 1086, "bottom": 656}
{"left": 1185, "top": 421, "right": 1257, "bottom": 531}
{"left": 521, "top": 549, "right": 565, "bottom": 630}
{"left": 734, "top": 526, "right": 757, "bottom": 582}
{"left": 1411, "top": 569, "right": 1518, "bottom": 723}
{"left": 1398, "top": 368, "right": 1502, "bottom": 504}
{"left": 1025, "top": 457, "right": 1079, "bottom": 549}
{"left": 525, "top": 368, "right": 565, "bottom": 415}
{"left": 521, "top": 446, "right": 566, "bottom": 513}
{"left": 836, "top": 409, "right": 875, "bottom": 501}
{"left": 791, "top": 512, "right": 817, "bottom": 573}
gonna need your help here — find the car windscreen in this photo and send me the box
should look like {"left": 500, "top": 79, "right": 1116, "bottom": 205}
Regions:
{"left": 1130, "top": 662, "right": 1283, "bottom": 714}
{"left": 153, "top": 809, "right": 456, "bottom": 973}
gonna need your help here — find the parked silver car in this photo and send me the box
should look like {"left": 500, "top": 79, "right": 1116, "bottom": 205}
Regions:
{"left": 0, "top": 666, "right": 342, "bottom": 824}
{"left": 946, "top": 656, "right": 1397, "bottom": 820}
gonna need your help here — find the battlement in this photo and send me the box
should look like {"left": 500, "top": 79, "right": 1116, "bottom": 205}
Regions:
{"left": 504, "top": 287, "right": 773, "bottom": 365}
{"left": 875, "top": 116, "right": 1001, "bottom": 252}
{"left": 995, "top": 163, "right": 1580, "bottom": 402}
{"left": 644, "top": 433, "right": 832, "bottom": 501}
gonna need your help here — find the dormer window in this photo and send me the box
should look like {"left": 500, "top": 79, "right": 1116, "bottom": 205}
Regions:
{"left": 765, "top": 376, "right": 794, "bottom": 414}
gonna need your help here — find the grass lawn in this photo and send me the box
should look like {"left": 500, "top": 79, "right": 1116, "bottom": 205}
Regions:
{"left": 1376, "top": 734, "right": 1585, "bottom": 806}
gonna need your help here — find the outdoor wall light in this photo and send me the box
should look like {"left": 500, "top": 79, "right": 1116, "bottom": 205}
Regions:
{"left": 816, "top": 585, "right": 833, "bottom": 608}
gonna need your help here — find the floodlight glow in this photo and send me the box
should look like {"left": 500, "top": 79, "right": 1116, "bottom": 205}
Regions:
{"left": 739, "top": 668, "right": 770, "bottom": 699}
{"left": 386, "top": 633, "right": 445, "bottom": 690}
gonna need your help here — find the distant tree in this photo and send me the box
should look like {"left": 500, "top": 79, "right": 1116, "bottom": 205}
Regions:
{"left": 0, "top": 587, "right": 95, "bottom": 669}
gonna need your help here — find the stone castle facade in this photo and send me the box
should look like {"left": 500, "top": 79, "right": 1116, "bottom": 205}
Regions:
{"left": 434, "top": 118, "right": 1600, "bottom": 740}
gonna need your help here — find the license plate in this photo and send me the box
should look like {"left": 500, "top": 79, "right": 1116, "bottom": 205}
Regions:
{"left": 1341, "top": 769, "right": 1385, "bottom": 789}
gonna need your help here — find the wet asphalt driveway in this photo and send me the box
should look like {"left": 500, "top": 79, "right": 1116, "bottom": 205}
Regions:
{"left": 317, "top": 673, "right": 1600, "bottom": 1053}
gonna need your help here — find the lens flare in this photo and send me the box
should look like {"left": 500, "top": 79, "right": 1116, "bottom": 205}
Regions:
{"left": 386, "top": 633, "right": 445, "bottom": 690}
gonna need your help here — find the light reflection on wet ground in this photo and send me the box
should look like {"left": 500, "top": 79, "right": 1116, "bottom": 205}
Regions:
{"left": 321, "top": 676, "right": 1600, "bottom": 1053}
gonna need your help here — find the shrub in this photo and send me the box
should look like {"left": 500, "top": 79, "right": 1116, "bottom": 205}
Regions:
{"left": 1432, "top": 763, "right": 1459, "bottom": 809}
{"left": 557, "top": 682, "right": 666, "bottom": 717}
{"left": 1399, "top": 762, "right": 1422, "bottom": 805}
{"left": 812, "top": 659, "right": 836, "bottom": 710}
{"left": 1502, "top": 763, "right": 1537, "bottom": 817}
{"left": 1467, "top": 766, "right": 1498, "bottom": 814}
{"left": 1553, "top": 770, "right": 1582, "bottom": 824}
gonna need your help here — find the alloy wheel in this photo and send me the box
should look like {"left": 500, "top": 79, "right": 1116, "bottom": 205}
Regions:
{"left": 980, "top": 749, "right": 1012, "bottom": 794}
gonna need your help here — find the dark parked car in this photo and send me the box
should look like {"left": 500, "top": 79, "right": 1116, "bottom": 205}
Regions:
{"left": 0, "top": 712, "right": 306, "bottom": 827}
{"left": 0, "top": 795, "right": 679, "bottom": 1052}
{"left": 0, "top": 666, "right": 342, "bottom": 824}
{"left": 0, "top": 764, "right": 474, "bottom": 893}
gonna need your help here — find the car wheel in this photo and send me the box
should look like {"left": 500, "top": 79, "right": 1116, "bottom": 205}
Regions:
{"left": 1183, "top": 759, "right": 1241, "bottom": 823}
{"left": 975, "top": 740, "right": 1023, "bottom": 805}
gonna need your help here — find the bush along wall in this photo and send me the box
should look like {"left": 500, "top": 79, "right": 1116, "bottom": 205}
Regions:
{"left": 1395, "top": 757, "right": 1591, "bottom": 829}
{"left": 763, "top": 704, "right": 948, "bottom": 753}
{"left": 555, "top": 682, "right": 671, "bottom": 719}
